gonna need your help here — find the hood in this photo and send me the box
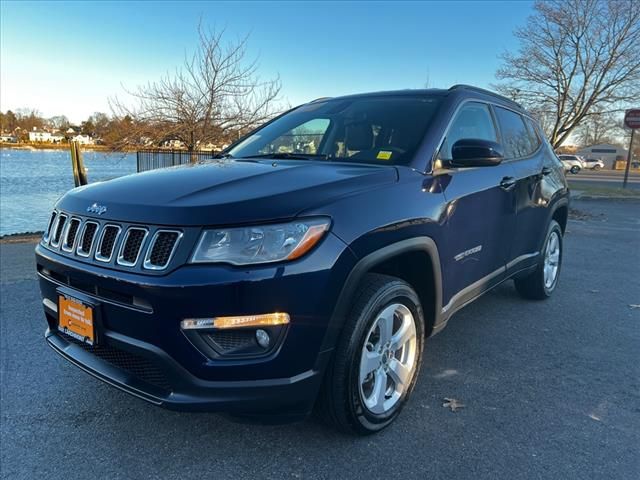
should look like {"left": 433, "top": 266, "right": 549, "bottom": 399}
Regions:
{"left": 57, "top": 160, "right": 398, "bottom": 226}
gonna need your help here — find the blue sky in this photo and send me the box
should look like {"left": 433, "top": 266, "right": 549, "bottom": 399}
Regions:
{"left": 1, "top": 0, "right": 533, "bottom": 123}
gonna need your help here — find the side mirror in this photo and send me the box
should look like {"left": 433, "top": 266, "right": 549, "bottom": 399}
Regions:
{"left": 450, "top": 139, "right": 504, "bottom": 167}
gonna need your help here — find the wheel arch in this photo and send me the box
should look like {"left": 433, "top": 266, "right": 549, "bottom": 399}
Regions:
{"left": 317, "top": 237, "right": 443, "bottom": 364}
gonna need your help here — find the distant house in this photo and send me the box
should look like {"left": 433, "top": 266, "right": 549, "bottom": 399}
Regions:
{"left": 50, "top": 133, "right": 65, "bottom": 143}
{"left": 576, "top": 143, "right": 628, "bottom": 169}
{"left": 28, "top": 130, "right": 53, "bottom": 142}
{"left": 0, "top": 133, "right": 17, "bottom": 143}
{"left": 71, "top": 134, "right": 94, "bottom": 145}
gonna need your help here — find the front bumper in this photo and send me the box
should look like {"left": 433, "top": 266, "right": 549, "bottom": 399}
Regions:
{"left": 36, "top": 233, "right": 355, "bottom": 415}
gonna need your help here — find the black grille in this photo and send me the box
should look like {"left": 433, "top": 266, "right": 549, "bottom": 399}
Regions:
{"left": 53, "top": 215, "right": 67, "bottom": 245}
{"left": 46, "top": 212, "right": 57, "bottom": 240}
{"left": 205, "top": 330, "right": 257, "bottom": 353}
{"left": 64, "top": 218, "right": 81, "bottom": 249}
{"left": 120, "top": 229, "right": 146, "bottom": 264}
{"left": 59, "top": 331, "right": 172, "bottom": 391}
{"left": 80, "top": 222, "right": 98, "bottom": 254}
{"left": 147, "top": 231, "right": 179, "bottom": 267}
{"left": 97, "top": 226, "right": 119, "bottom": 259}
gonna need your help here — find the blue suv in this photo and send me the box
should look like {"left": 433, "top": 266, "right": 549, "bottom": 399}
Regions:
{"left": 36, "top": 85, "right": 569, "bottom": 434}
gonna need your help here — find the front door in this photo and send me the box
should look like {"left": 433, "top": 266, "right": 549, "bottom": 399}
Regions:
{"left": 436, "top": 101, "right": 517, "bottom": 311}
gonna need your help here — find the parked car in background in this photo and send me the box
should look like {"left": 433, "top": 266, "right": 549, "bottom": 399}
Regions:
{"left": 558, "top": 154, "right": 585, "bottom": 174}
{"left": 582, "top": 158, "right": 605, "bottom": 170}
{"left": 36, "top": 85, "right": 570, "bottom": 434}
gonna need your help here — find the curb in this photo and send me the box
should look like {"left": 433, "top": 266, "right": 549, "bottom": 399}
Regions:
{"left": 571, "top": 195, "right": 640, "bottom": 202}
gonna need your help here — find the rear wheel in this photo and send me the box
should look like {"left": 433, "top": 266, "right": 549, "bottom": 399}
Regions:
{"left": 570, "top": 165, "right": 581, "bottom": 174}
{"left": 514, "top": 220, "right": 563, "bottom": 300}
{"left": 316, "top": 274, "right": 424, "bottom": 435}
{"left": 593, "top": 164, "right": 602, "bottom": 171}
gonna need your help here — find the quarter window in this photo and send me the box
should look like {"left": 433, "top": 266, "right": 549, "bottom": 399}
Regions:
{"left": 524, "top": 117, "right": 542, "bottom": 151}
{"left": 494, "top": 107, "right": 536, "bottom": 159}
{"left": 439, "top": 102, "right": 497, "bottom": 160}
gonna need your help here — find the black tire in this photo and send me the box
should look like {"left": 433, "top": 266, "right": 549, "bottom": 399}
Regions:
{"left": 593, "top": 164, "right": 602, "bottom": 171}
{"left": 570, "top": 165, "right": 580, "bottom": 174}
{"left": 315, "top": 273, "right": 425, "bottom": 435}
{"left": 514, "top": 220, "right": 563, "bottom": 300}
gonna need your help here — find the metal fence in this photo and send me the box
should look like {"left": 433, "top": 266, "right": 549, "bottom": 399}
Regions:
{"left": 136, "top": 149, "right": 219, "bottom": 172}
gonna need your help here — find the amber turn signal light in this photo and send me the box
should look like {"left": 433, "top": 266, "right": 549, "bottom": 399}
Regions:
{"left": 181, "top": 312, "right": 290, "bottom": 331}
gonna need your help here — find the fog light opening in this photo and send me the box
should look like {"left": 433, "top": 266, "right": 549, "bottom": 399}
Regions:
{"left": 255, "top": 329, "right": 270, "bottom": 349}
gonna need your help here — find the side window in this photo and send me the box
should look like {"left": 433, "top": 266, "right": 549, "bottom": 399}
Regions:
{"left": 259, "top": 118, "right": 330, "bottom": 155}
{"left": 439, "top": 102, "right": 497, "bottom": 160}
{"left": 524, "top": 117, "right": 542, "bottom": 151}
{"left": 494, "top": 107, "right": 536, "bottom": 159}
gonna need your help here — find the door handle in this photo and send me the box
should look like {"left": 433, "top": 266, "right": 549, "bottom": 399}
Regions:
{"left": 541, "top": 167, "right": 552, "bottom": 176}
{"left": 500, "top": 176, "right": 517, "bottom": 191}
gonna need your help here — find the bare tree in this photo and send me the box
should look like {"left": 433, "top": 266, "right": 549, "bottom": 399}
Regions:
{"left": 111, "top": 24, "right": 282, "bottom": 151}
{"left": 494, "top": 0, "right": 640, "bottom": 148}
{"left": 574, "top": 108, "right": 622, "bottom": 145}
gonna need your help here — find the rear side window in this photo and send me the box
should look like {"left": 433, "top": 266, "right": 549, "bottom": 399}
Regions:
{"left": 439, "top": 102, "right": 497, "bottom": 160}
{"left": 524, "top": 117, "right": 542, "bottom": 150}
{"left": 494, "top": 106, "right": 536, "bottom": 159}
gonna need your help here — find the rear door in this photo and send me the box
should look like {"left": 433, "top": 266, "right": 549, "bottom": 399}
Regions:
{"left": 437, "top": 101, "right": 517, "bottom": 311}
{"left": 492, "top": 107, "right": 549, "bottom": 269}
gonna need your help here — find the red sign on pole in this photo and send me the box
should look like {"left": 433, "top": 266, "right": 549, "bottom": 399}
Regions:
{"left": 624, "top": 109, "right": 640, "bottom": 129}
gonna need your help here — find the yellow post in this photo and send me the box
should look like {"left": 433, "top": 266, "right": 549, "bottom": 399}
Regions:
{"left": 69, "top": 141, "right": 88, "bottom": 186}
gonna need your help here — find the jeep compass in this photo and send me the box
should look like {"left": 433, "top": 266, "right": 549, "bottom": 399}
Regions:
{"left": 36, "top": 85, "right": 569, "bottom": 434}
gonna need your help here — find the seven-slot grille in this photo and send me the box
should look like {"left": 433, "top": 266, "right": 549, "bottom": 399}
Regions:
{"left": 50, "top": 214, "right": 68, "bottom": 247}
{"left": 78, "top": 222, "right": 98, "bottom": 256}
{"left": 117, "top": 228, "right": 147, "bottom": 266}
{"left": 144, "top": 231, "right": 182, "bottom": 270}
{"left": 42, "top": 211, "right": 181, "bottom": 271}
{"left": 62, "top": 218, "right": 81, "bottom": 252}
{"left": 95, "top": 225, "right": 121, "bottom": 262}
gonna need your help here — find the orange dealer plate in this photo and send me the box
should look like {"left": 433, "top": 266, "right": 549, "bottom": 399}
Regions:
{"left": 58, "top": 295, "right": 95, "bottom": 344}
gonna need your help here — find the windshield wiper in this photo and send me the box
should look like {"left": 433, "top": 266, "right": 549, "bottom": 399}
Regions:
{"left": 239, "top": 153, "right": 328, "bottom": 160}
{"left": 212, "top": 152, "right": 234, "bottom": 159}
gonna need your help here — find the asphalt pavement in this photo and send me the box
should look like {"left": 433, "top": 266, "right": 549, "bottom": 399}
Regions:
{"left": 1, "top": 199, "right": 639, "bottom": 480}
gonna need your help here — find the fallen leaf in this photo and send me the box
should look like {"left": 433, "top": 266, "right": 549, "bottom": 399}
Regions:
{"left": 443, "top": 397, "right": 465, "bottom": 412}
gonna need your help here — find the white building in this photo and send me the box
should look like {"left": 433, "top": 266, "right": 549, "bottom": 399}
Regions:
{"left": 71, "top": 134, "right": 94, "bottom": 145}
{"left": 576, "top": 143, "right": 628, "bottom": 169}
{"left": 28, "top": 130, "right": 53, "bottom": 142}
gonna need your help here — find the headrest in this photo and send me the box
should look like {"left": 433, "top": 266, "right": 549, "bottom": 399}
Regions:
{"left": 345, "top": 123, "right": 373, "bottom": 151}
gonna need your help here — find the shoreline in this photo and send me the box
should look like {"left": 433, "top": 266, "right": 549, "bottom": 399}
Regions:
{"left": 0, "top": 231, "right": 43, "bottom": 244}
{"left": 0, "top": 142, "right": 127, "bottom": 152}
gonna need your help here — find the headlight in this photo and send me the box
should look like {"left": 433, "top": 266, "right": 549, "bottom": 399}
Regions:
{"left": 190, "top": 218, "right": 330, "bottom": 265}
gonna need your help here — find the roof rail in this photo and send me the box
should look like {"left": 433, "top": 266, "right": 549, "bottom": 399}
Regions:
{"left": 448, "top": 84, "right": 522, "bottom": 109}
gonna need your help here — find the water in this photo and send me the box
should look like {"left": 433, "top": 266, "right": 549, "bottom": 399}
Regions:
{"left": 0, "top": 149, "right": 136, "bottom": 236}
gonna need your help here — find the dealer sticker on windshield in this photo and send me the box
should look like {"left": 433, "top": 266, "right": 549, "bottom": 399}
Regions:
{"left": 376, "top": 150, "right": 393, "bottom": 160}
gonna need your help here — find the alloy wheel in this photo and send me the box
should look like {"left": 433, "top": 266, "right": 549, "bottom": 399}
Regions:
{"left": 544, "top": 231, "right": 560, "bottom": 289}
{"left": 358, "top": 303, "right": 418, "bottom": 415}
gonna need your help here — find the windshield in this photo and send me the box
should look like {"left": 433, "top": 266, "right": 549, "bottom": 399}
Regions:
{"left": 228, "top": 95, "right": 443, "bottom": 166}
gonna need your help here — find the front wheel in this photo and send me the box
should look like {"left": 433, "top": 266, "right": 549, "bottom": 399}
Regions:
{"left": 570, "top": 165, "right": 581, "bottom": 174}
{"left": 315, "top": 274, "right": 424, "bottom": 435}
{"left": 593, "top": 164, "right": 602, "bottom": 171}
{"left": 514, "top": 220, "right": 563, "bottom": 300}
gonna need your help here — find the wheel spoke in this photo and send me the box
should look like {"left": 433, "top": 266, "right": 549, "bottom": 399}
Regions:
{"left": 390, "top": 316, "right": 415, "bottom": 352}
{"left": 360, "top": 349, "right": 381, "bottom": 379}
{"left": 371, "top": 369, "right": 388, "bottom": 413}
{"left": 388, "top": 358, "right": 411, "bottom": 391}
{"left": 376, "top": 309, "right": 394, "bottom": 345}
